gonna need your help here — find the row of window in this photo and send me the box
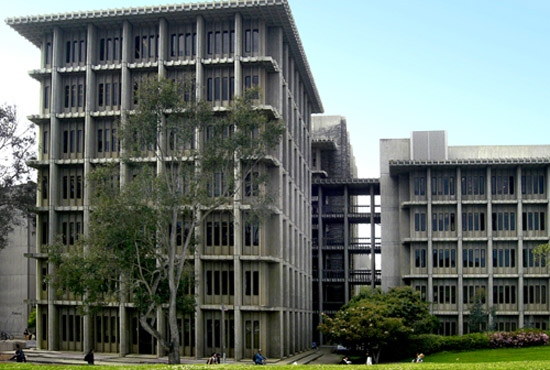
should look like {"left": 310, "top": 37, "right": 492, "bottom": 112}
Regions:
{"left": 98, "top": 83, "right": 121, "bottom": 107}
{"left": 493, "top": 285, "right": 516, "bottom": 304}
{"left": 433, "top": 284, "right": 457, "bottom": 304}
{"left": 205, "top": 318, "right": 235, "bottom": 349}
{"left": 63, "top": 129, "right": 83, "bottom": 154}
{"left": 413, "top": 175, "right": 546, "bottom": 197}
{"left": 65, "top": 40, "right": 86, "bottom": 64}
{"left": 414, "top": 247, "right": 547, "bottom": 270}
{"left": 414, "top": 211, "right": 546, "bottom": 232}
{"left": 99, "top": 37, "right": 121, "bottom": 62}
{"left": 205, "top": 270, "right": 235, "bottom": 296}
{"left": 64, "top": 84, "right": 85, "bottom": 108}
{"left": 97, "top": 128, "right": 119, "bottom": 153}
{"left": 62, "top": 176, "right": 83, "bottom": 200}
{"left": 205, "top": 269, "right": 260, "bottom": 297}
{"left": 61, "top": 221, "right": 82, "bottom": 245}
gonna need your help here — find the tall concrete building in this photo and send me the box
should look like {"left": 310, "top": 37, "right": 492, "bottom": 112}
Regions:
{"left": 311, "top": 116, "right": 380, "bottom": 343}
{"left": 7, "top": 0, "right": 322, "bottom": 359}
{"left": 381, "top": 131, "right": 550, "bottom": 335}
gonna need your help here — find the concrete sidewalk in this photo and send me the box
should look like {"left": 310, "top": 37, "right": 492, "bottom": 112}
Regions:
{"left": 0, "top": 344, "right": 327, "bottom": 366}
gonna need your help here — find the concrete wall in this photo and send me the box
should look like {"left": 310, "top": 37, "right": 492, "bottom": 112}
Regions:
{"left": 0, "top": 215, "right": 35, "bottom": 336}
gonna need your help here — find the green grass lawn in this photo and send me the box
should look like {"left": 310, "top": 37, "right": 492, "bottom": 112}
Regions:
{"left": 1, "top": 363, "right": 550, "bottom": 370}
{"left": 424, "top": 345, "right": 550, "bottom": 363}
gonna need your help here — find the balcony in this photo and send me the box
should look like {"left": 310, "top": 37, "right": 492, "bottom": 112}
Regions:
{"left": 311, "top": 237, "right": 381, "bottom": 254}
{"left": 349, "top": 270, "right": 381, "bottom": 285}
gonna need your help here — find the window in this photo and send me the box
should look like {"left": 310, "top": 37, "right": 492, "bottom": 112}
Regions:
{"left": 207, "top": 78, "right": 213, "bottom": 101}
{"left": 98, "top": 84, "right": 104, "bottom": 107}
{"left": 44, "top": 85, "right": 50, "bottom": 109}
{"left": 244, "top": 29, "right": 251, "bottom": 53}
{"left": 207, "top": 32, "right": 213, "bottom": 54}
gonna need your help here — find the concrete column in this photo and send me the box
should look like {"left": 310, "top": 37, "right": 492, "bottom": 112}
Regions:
{"left": 47, "top": 26, "right": 63, "bottom": 351}
{"left": 118, "top": 20, "right": 132, "bottom": 356}
{"left": 487, "top": 167, "right": 494, "bottom": 328}
{"left": 82, "top": 23, "right": 97, "bottom": 355}
{"left": 426, "top": 168, "right": 433, "bottom": 308}
{"left": 195, "top": 16, "right": 204, "bottom": 100}
{"left": 343, "top": 185, "right": 349, "bottom": 303}
{"left": 370, "top": 185, "right": 376, "bottom": 287}
{"left": 517, "top": 166, "right": 524, "bottom": 328}
{"left": 158, "top": 18, "right": 168, "bottom": 79}
{"left": 234, "top": 13, "right": 242, "bottom": 97}
{"left": 456, "top": 167, "right": 464, "bottom": 334}
{"left": 317, "top": 186, "right": 324, "bottom": 344}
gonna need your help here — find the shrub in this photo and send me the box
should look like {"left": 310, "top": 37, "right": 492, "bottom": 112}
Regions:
{"left": 489, "top": 329, "right": 549, "bottom": 348}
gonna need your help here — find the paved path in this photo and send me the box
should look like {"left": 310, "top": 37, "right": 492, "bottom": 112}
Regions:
{"left": 0, "top": 342, "right": 331, "bottom": 367}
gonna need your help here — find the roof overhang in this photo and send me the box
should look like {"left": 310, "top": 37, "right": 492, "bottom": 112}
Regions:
{"left": 6, "top": 0, "right": 323, "bottom": 113}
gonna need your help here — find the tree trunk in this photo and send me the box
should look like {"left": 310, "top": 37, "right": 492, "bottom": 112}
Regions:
{"left": 167, "top": 207, "right": 181, "bottom": 364}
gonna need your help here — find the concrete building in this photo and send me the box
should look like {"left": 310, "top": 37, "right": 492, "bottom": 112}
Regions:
{"left": 0, "top": 212, "right": 35, "bottom": 337}
{"left": 381, "top": 131, "right": 550, "bottom": 335}
{"left": 311, "top": 116, "right": 380, "bottom": 343}
{"left": 7, "top": 0, "right": 322, "bottom": 359}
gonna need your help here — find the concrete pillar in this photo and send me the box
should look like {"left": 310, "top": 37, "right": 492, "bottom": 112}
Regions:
{"left": 47, "top": 26, "right": 63, "bottom": 351}
{"left": 370, "top": 185, "right": 376, "bottom": 287}
{"left": 234, "top": 13, "right": 242, "bottom": 97}
{"left": 83, "top": 22, "right": 97, "bottom": 354}
{"left": 343, "top": 185, "right": 349, "bottom": 303}
{"left": 426, "top": 168, "right": 433, "bottom": 308}
{"left": 517, "top": 166, "right": 524, "bottom": 328}
{"left": 118, "top": 20, "right": 133, "bottom": 356}
{"left": 456, "top": 167, "right": 464, "bottom": 334}
{"left": 487, "top": 167, "right": 494, "bottom": 328}
{"left": 317, "top": 186, "right": 324, "bottom": 344}
{"left": 195, "top": 15, "right": 204, "bottom": 100}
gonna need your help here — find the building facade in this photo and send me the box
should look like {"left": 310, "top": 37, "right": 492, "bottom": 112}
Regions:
{"left": 381, "top": 131, "right": 550, "bottom": 335}
{"left": 311, "top": 116, "right": 380, "bottom": 343}
{"left": 7, "top": 0, "right": 322, "bottom": 359}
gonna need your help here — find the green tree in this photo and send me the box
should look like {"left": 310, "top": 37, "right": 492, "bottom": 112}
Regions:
{"left": 467, "top": 288, "right": 495, "bottom": 333}
{"left": 49, "top": 78, "right": 283, "bottom": 364}
{"left": 319, "top": 287, "right": 438, "bottom": 363}
{"left": 0, "top": 104, "right": 35, "bottom": 250}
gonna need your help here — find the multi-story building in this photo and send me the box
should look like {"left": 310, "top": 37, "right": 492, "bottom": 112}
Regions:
{"left": 381, "top": 131, "right": 550, "bottom": 335}
{"left": 311, "top": 116, "right": 380, "bottom": 343}
{"left": 7, "top": 0, "right": 322, "bottom": 359}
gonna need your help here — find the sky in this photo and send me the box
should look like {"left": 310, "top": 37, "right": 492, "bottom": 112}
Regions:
{"left": 2, "top": 0, "right": 550, "bottom": 177}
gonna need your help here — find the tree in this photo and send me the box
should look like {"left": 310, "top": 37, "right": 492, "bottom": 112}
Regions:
{"left": 467, "top": 288, "right": 495, "bottom": 333}
{"left": 49, "top": 78, "right": 284, "bottom": 364}
{"left": 0, "top": 103, "right": 35, "bottom": 250}
{"left": 318, "top": 287, "right": 438, "bottom": 363}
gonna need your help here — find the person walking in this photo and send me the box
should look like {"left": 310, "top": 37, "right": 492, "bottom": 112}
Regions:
{"left": 253, "top": 349, "right": 267, "bottom": 365}
{"left": 366, "top": 352, "right": 373, "bottom": 365}
{"left": 84, "top": 349, "right": 94, "bottom": 365}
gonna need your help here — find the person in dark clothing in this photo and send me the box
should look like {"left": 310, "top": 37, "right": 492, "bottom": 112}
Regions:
{"left": 253, "top": 349, "right": 266, "bottom": 365}
{"left": 84, "top": 349, "right": 94, "bottom": 365}
{"left": 10, "top": 344, "right": 26, "bottom": 363}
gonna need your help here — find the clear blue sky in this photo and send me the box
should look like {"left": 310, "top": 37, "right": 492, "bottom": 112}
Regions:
{"left": 2, "top": 0, "right": 549, "bottom": 177}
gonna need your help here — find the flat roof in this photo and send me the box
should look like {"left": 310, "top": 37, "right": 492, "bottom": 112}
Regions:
{"left": 6, "top": 0, "right": 323, "bottom": 113}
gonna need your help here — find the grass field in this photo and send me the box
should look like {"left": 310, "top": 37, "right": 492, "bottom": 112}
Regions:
{"left": 1, "top": 363, "right": 550, "bottom": 369}
{"left": 2, "top": 347, "right": 550, "bottom": 369}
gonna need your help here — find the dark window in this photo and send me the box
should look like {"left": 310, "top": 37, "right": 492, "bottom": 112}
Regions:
{"left": 185, "top": 33, "right": 192, "bottom": 56}
{"left": 44, "top": 86, "right": 50, "bottom": 109}
{"left": 223, "top": 31, "right": 229, "bottom": 54}
{"left": 99, "top": 38, "right": 105, "bottom": 61}
{"left": 230, "top": 30, "right": 235, "bottom": 53}
{"left": 98, "top": 84, "right": 104, "bottom": 107}
{"left": 134, "top": 36, "right": 140, "bottom": 59}
{"left": 64, "top": 85, "right": 70, "bottom": 108}
{"left": 66, "top": 41, "right": 71, "bottom": 63}
{"left": 170, "top": 34, "right": 176, "bottom": 57}
{"left": 207, "top": 78, "right": 213, "bottom": 101}
{"left": 97, "top": 129, "right": 103, "bottom": 152}
{"left": 244, "top": 29, "right": 251, "bottom": 52}
{"left": 214, "top": 77, "right": 220, "bottom": 101}
{"left": 106, "top": 38, "right": 112, "bottom": 60}
{"left": 45, "top": 42, "right": 51, "bottom": 65}
{"left": 63, "top": 131, "right": 68, "bottom": 153}
{"left": 222, "top": 77, "right": 228, "bottom": 101}
{"left": 113, "top": 38, "right": 120, "bottom": 60}
{"left": 252, "top": 29, "right": 259, "bottom": 52}
{"left": 215, "top": 31, "right": 221, "bottom": 54}
{"left": 207, "top": 32, "right": 213, "bottom": 54}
